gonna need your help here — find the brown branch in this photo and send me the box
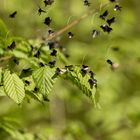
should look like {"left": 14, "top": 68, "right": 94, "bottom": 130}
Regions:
{"left": 46, "top": 10, "right": 94, "bottom": 41}
{"left": 0, "top": 56, "right": 12, "bottom": 62}
{"left": 46, "top": 2, "right": 109, "bottom": 41}
{"left": 0, "top": 3, "right": 110, "bottom": 65}
{"left": 0, "top": 56, "right": 12, "bottom": 67}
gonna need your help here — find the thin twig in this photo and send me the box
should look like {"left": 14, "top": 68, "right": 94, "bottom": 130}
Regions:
{"left": 46, "top": 2, "right": 109, "bottom": 41}
{"left": 0, "top": 2, "right": 109, "bottom": 64}
{"left": 46, "top": 10, "right": 94, "bottom": 41}
{"left": 0, "top": 56, "right": 12, "bottom": 62}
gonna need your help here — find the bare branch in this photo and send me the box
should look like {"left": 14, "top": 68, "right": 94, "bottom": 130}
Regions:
{"left": 46, "top": 2, "right": 109, "bottom": 41}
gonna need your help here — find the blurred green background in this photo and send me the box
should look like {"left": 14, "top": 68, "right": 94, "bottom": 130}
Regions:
{"left": 0, "top": 0, "right": 140, "bottom": 140}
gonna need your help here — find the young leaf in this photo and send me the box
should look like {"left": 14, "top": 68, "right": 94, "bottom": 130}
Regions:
{"left": 0, "top": 119, "right": 26, "bottom": 140}
{"left": 32, "top": 66, "right": 56, "bottom": 96}
{"left": 0, "top": 68, "right": 3, "bottom": 84}
{"left": 63, "top": 66, "right": 97, "bottom": 100}
{"left": 3, "top": 70, "right": 25, "bottom": 104}
{"left": 0, "top": 19, "right": 8, "bottom": 38}
{"left": 0, "top": 87, "right": 6, "bottom": 96}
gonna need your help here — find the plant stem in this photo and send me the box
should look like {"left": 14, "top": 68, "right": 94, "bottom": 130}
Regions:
{"left": 0, "top": 56, "right": 11, "bottom": 62}
{"left": 46, "top": 2, "right": 109, "bottom": 41}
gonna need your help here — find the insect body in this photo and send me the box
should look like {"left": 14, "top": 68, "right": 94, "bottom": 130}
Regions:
{"left": 7, "top": 41, "right": 16, "bottom": 50}
{"left": 100, "top": 24, "right": 112, "bottom": 33}
{"left": 114, "top": 5, "right": 122, "bottom": 11}
{"left": 44, "top": 0, "right": 54, "bottom": 6}
{"left": 107, "top": 17, "right": 115, "bottom": 26}
{"left": 83, "top": 0, "right": 91, "bottom": 6}
{"left": 38, "top": 8, "right": 46, "bottom": 15}
{"left": 50, "top": 49, "right": 57, "bottom": 56}
{"left": 100, "top": 10, "right": 108, "bottom": 20}
{"left": 44, "top": 17, "right": 52, "bottom": 26}
{"left": 9, "top": 11, "right": 17, "bottom": 18}
{"left": 68, "top": 32, "right": 74, "bottom": 39}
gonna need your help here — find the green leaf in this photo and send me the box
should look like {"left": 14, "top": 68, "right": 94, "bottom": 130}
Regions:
{"left": 93, "top": 89, "right": 100, "bottom": 108}
{"left": 0, "top": 68, "right": 3, "bottom": 84}
{"left": 0, "top": 117, "right": 35, "bottom": 140}
{"left": 3, "top": 70, "right": 25, "bottom": 104}
{"left": 0, "top": 87, "right": 6, "bottom": 96}
{"left": 32, "top": 66, "right": 56, "bottom": 96}
{"left": 63, "top": 66, "right": 97, "bottom": 101}
{"left": 0, "top": 122, "right": 25, "bottom": 140}
{"left": 0, "top": 19, "right": 8, "bottom": 38}
{"left": 25, "top": 90, "right": 44, "bottom": 103}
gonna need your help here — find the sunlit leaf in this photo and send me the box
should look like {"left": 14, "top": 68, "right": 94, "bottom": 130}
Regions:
{"left": 3, "top": 70, "right": 25, "bottom": 104}
{"left": 33, "top": 66, "right": 56, "bottom": 97}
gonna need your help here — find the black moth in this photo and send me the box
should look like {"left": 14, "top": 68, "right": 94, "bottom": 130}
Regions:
{"left": 39, "top": 62, "right": 45, "bottom": 67}
{"left": 65, "top": 65, "right": 74, "bottom": 71}
{"left": 68, "top": 32, "right": 74, "bottom": 39}
{"left": 44, "top": 17, "right": 52, "bottom": 26}
{"left": 24, "top": 80, "right": 30, "bottom": 85}
{"left": 38, "top": 7, "right": 46, "bottom": 15}
{"left": 107, "top": 60, "right": 119, "bottom": 70}
{"left": 55, "top": 67, "right": 61, "bottom": 75}
{"left": 81, "top": 65, "right": 89, "bottom": 77}
{"left": 7, "top": 41, "right": 16, "bottom": 50}
{"left": 50, "top": 49, "right": 57, "bottom": 56}
{"left": 20, "top": 68, "right": 32, "bottom": 78}
{"left": 13, "top": 58, "right": 19, "bottom": 65}
{"left": 43, "top": 95, "right": 50, "bottom": 102}
{"left": 33, "top": 87, "right": 39, "bottom": 93}
{"left": 48, "top": 41, "right": 55, "bottom": 50}
{"left": 52, "top": 67, "right": 62, "bottom": 79}
{"left": 83, "top": 0, "right": 91, "bottom": 6}
{"left": 48, "top": 29, "right": 54, "bottom": 35}
{"left": 9, "top": 11, "right": 17, "bottom": 18}
{"left": 100, "top": 24, "right": 112, "bottom": 33}
{"left": 48, "top": 60, "right": 56, "bottom": 68}
{"left": 44, "top": 0, "right": 54, "bottom": 6}
{"left": 100, "top": 10, "right": 108, "bottom": 20}
{"left": 88, "top": 78, "right": 97, "bottom": 89}
{"left": 34, "top": 50, "right": 40, "bottom": 58}
{"left": 114, "top": 5, "right": 122, "bottom": 11}
{"left": 89, "top": 71, "right": 95, "bottom": 79}
{"left": 106, "top": 59, "right": 113, "bottom": 66}
{"left": 22, "top": 68, "right": 32, "bottom": 74}
{"left": 107, "top": 17, "right": 115, "bottom": 26}
{"left": 109, "top": 0, "right": 116, "bottom": 2}
{"left": 92, "top": 30, "right": 100, "bottom": 38}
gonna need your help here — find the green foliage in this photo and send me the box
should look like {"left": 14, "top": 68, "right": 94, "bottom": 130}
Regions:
{"left": 0, "top": 19, "right": 8, "bottom": 38}
{"left": 62, "top": 66, "right": 96, "bottom": 100}
{"left": 0, "top": 0, "right": 140, "bottom": 140}
{"left": 32, "top": 66, "right": 56, "bottom": 96}
{"left": 0, "top": 117, "right": 36, "bottom": 140}
{"left": 3, "top": 70, "right": 25, "bottom": 104}
{"left": 0, "top": 19, "right": 97, "bottom": 105}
